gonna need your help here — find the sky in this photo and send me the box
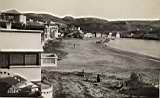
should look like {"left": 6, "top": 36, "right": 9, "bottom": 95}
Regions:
{"left": 0, "top": 0, "right": 160, "bottom": 20}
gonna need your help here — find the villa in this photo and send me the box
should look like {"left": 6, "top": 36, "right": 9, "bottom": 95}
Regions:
{"left": 0, "top": 16, "right": 57, "bottom": 98}
{"left": 0, "top": 9, "right": 60, "bottom": 98}
{"left": 0, "top": 10, "right": 26, "bottom": 29}
{"left": 0, "top": 29, "right": 43, "bottom": 82}
{"left": 0, "top": 28, "right": 57, "bottom": 97}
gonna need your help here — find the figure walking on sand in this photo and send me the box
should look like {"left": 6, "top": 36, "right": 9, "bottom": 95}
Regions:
{"left": 97, "top": 74, "right": 101, "bottom": 82}
{"left": 73, "top": 43, "right": 76, "bottom": 48}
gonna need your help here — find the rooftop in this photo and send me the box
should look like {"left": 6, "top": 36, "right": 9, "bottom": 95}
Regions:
{"left": 0, "top": 29, "right": 43, "bottom": 33}
{"left": 0, "top": 29, "right": 43, "bottom": 52}
{"left": 1, "top": 9, "right": 21, "bottom": 15}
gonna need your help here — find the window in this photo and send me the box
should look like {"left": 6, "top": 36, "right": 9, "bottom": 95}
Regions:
{"left": 10, "top": 54, "right": 24, "bottom": 65}
{"left": 0, "top": 53, "right": 8, "bottom": 68}
{"left": 25, "top": 54, "right": 37, "bottom": 65}
{"left": 0, "top": 53, "right": 40, "bottom": 66}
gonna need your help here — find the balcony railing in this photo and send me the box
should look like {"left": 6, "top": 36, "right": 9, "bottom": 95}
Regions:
{"left": 41, "top": 53, "right": 58, "bottom": 67}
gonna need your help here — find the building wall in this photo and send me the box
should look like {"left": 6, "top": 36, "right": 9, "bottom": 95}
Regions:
{"left": 0, "top": 31, "right": 43, "bottom": 51}
{"left": 96, "top": 33, "right": 102, "bottom": 38}
{"left": 0, "top": 67, "right": 41, "bottom": 82}
{"left": 19, "top": 15, "right": 26, "bottom": 24}
{"left": 0, "top": 30, "right": 43, "bottom": 82}
{"left": 84, "top": 33, "right": 93, "bottom": 38}
{"left": 50, "top": 25, "right": 59, "bottom": 38}
{"left": 44, "top": 25, "right": 59, "bottom": 41}
{"left": 116, "top": 32, "right": 121, "bottom": 38}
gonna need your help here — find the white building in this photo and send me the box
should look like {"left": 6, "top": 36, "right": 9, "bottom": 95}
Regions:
{"left": 1, "top": 10, "right": 26, "bottom": 24}
{"left": 96, "top": 32, "right": 102, "bottom": 38}
{"left": 42, "top": 23, "right": 60, "bottom": 46}
{"left": 44, "top": 24, "right": 60, "bottom": 39}
{"left": 19, "top": 14, "right": 26, "bottom": 24}
{"left": 116, "top": 32, "right": 121, "bottom": 38}
{"left": 84, "top": 33, "right": 93, "bottom": 38}
{"left": 0, "top": 28, "right": 57, "bottom": 98}
{"left": 0, "top": 29, "right": 43, "bottom": 82}
{"left": 108, "top": 32, "right": 112, "bottom": 38}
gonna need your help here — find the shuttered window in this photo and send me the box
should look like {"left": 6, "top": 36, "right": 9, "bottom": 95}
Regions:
{"left": 25, "top": 54, "right": 37, "bottom": 65}
{"left": 0, "top": 53, "right": 40, "bottom": 67}
{"left": 10, "top": 54, "right": 24, "bottom": 65}
{"left": 0, "top": 53, "right": 8, "bottom": 68}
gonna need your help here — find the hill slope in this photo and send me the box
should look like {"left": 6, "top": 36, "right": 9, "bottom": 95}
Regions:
{"left": 25, "top": 13, "right": 160, "bottom": 32}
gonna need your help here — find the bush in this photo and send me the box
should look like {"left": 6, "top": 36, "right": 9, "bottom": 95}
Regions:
{"left": 43, "top": 40, "right": 68, "bottom": 60}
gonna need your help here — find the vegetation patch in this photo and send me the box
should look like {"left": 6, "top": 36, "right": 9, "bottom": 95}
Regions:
{"left": 42, "top": 70, "right": 159, "bottom": 98}
{"left": 43, "top": 40, "right": 68, "bottom": 60}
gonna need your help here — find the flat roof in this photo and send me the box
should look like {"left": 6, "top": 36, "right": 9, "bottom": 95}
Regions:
{"left": 0, "top": 49, "right": 43, "bottom": 52}
{"left": 0, "top": 29, "right": 43, "bottom": 33}
{"left": 1, "top": 9, "right": 21, "bottom": 15}
{"left": 0, "top": 30, "right": 43, "bottom": 52}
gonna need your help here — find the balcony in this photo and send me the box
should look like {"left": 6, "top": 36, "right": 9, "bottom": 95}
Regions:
{"left": 41, "top": 53, "right": 58, "bottom": 67}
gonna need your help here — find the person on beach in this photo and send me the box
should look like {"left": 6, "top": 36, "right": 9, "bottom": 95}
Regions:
{"left": 74, "top": 43, "right": 76, "bottom": 48}
{"left": 97, "top": 74, "right": 101, "bottom": 82}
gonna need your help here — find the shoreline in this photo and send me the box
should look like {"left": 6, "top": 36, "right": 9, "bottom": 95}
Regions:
{"left": 106, "top": 45, "right": 160, "bottom": 62}
{"left": 106, "top": 39, "right": 160, "bottom": 62}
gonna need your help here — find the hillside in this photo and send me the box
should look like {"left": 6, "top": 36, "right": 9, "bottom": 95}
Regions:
{"left": 24, "top": 13, "right": 65, "bottom": 23}
{"left": 24, "top": 12, "right": 160, "bottom": 32}
{"left": 1, "top": 9, "right": 160, "bottom": 39}
{"left": 1, "top": 9, "right": 160, "bottom": 32}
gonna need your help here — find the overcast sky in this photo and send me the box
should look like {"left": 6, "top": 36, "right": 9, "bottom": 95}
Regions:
{"left": 0, "top": 0, "right": 160, "bottom": 20}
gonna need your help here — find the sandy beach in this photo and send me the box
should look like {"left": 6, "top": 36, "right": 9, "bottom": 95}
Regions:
{"left": 42, "top": 38, "right": 160, "bottom": 98}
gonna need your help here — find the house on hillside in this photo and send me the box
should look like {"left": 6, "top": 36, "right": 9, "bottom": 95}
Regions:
{"left": 0, "top": 10, "right": 26, "bottom": 29}
{"left": 94, "top": 32, "right": 107, "bottom": 38}
{"left": 116, "top": 32, "right": 121, "bottom": 38}
{"left": 42, "top": 23, "right": 60, "bottom": 43}
{"left": 108, "top": 32, "right": 112, "bottom": 38}
{"left": 107, "top": 31, "right": 122, "bottom": 39}
{"left": 95, "top": 32, "right": 102, "bottom": 38}
{"left": 84, "top": 32, "right": 94, "bottom": 38}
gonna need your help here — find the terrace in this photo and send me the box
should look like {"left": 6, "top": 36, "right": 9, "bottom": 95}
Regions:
{"left": 41, "top": 53, "right": 58, "bottom": 67}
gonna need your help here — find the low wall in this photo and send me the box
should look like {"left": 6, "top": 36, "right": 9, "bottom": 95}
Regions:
{"left": 0, "top": 69, "right": 14, "bottom": 78}
{"left": 41, "top": 84, "right": 53, "bottom": 98}
{"left": 41, "top": 53, "right": 58, "bottom": 67}
{"left": 9, "top": 66, "right": 41, "bottom": 82}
